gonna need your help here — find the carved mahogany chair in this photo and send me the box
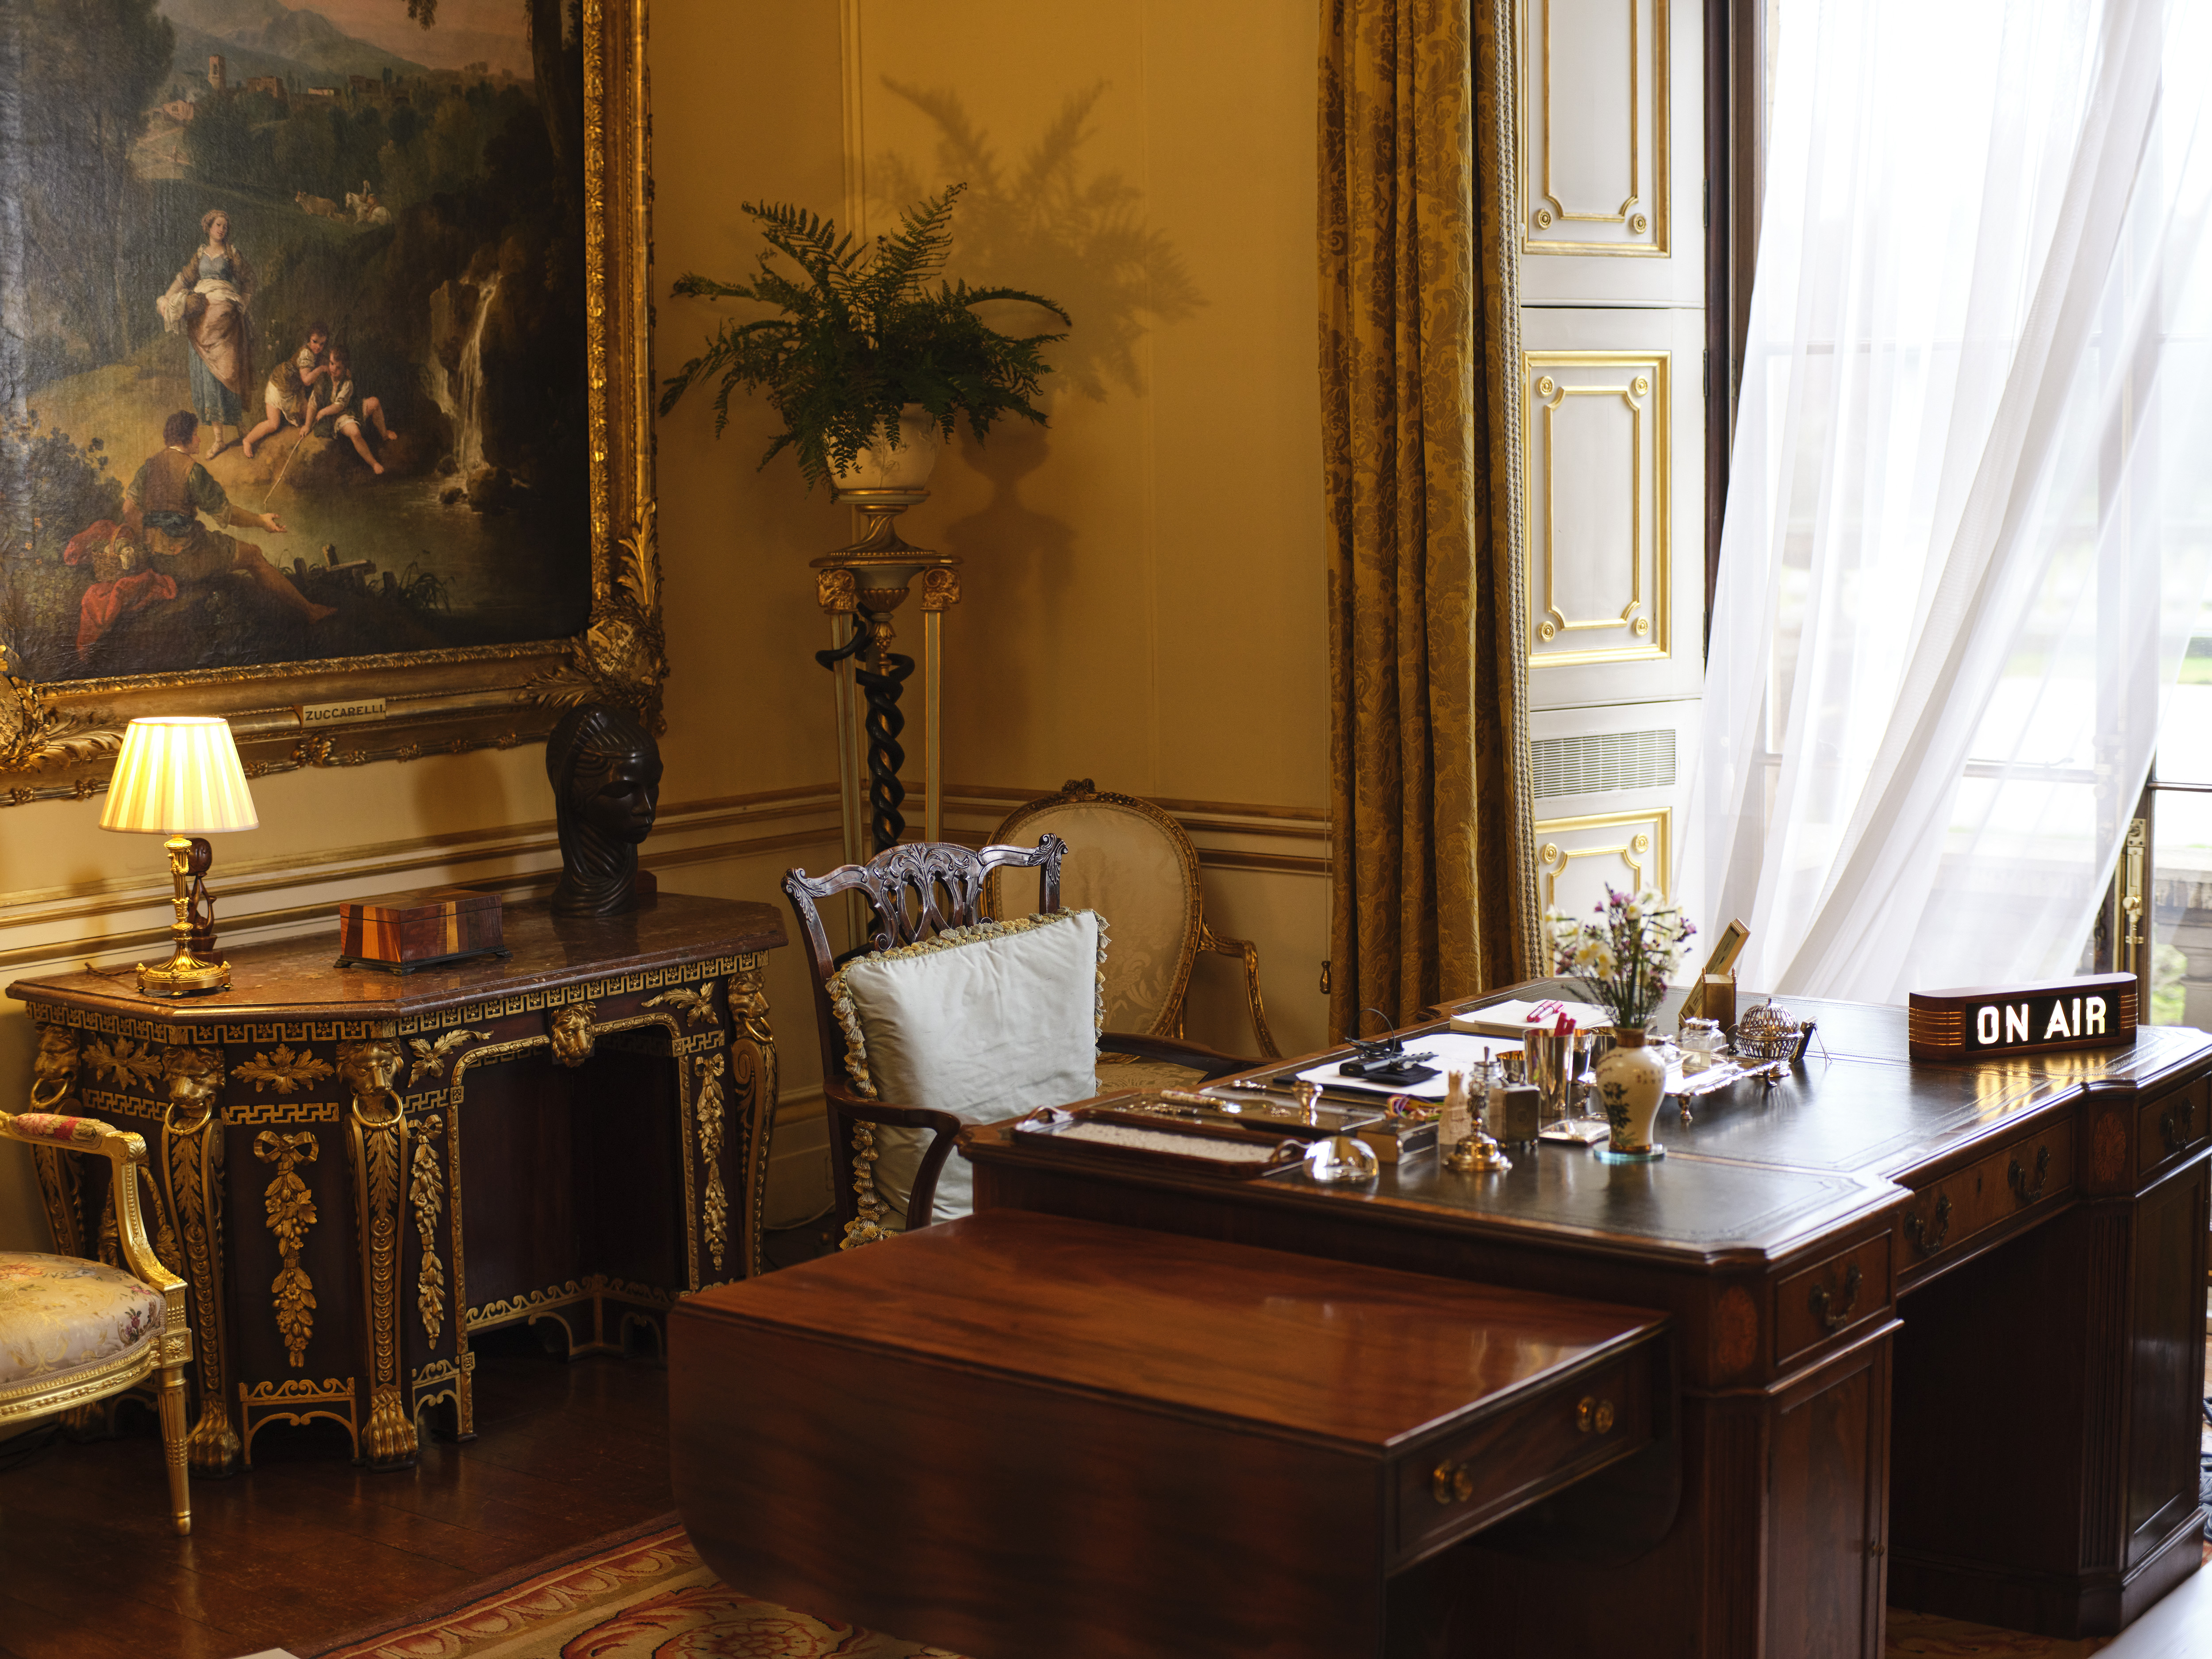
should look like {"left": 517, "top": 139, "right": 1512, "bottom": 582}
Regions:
{"left": 987, "top": 780, "right": 1281, "bottom": 1065}
{"left": 783, "top": 838, "right": 1250, "bottom": 1243}
{"left": 0, "top": 1108, "right": 194, "bottom": 1533}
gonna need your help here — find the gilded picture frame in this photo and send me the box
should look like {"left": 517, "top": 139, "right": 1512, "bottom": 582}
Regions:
{"left": 0, "top": 0, "right": 659, "bottom": 802}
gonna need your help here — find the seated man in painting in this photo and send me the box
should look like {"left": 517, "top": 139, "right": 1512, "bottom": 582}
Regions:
{"left": 315, "top": 342, "right": 400, "bottom": 475}
{"left": 123, "top": 412, "right": 336, "bottom": 624}
{"left": 241, "top": 323, "right": 332, "bottom": 460}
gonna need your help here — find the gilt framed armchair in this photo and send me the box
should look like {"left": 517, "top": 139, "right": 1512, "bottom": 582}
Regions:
{"left": 783, "top": 838, "right": 1250, "bottom": 1246}
{"left": 1, "top": 1107, "right": 194, "bottom": 1533}
{"left": 987, "top": 781, "right": 1281, "bottom": 1063}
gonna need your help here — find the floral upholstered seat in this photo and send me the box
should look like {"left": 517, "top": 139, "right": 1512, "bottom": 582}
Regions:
{"left": 0, "top": 1105, "right": 194, "bottom": 1534}
{"left": 0, "top": 1252, "right": 167, "bottom": 1395}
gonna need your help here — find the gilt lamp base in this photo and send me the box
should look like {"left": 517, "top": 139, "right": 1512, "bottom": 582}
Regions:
{"left": 136, "top": 948, "right": 231, "bottom": 997}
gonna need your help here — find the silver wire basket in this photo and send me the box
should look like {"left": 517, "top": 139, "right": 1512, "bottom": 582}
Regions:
{"left": 1734, "top": 1002, "right": 1813, "bottom": 1062}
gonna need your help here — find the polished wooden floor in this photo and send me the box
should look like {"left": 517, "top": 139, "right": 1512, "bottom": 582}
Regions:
{"left": 0, "top": 1329, "right": 676, "bottom": 1659}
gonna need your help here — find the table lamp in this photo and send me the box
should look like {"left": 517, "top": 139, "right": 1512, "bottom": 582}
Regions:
{"left": 99, "top": 716, "right": 259, "bottom": 996}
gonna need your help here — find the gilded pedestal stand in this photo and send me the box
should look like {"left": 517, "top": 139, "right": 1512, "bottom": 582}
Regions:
{"left": 811, "top": 488, "right": 961, "bottom": 864}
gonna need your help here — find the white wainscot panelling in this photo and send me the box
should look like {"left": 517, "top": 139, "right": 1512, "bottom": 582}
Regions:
{"left": 1530, "top": 697, "right": 1699, "bottom": 927}
{"left": 1535, "top": 803, "right": 1673, "bottom": 929}
{"left": 1530, "top": 356, "right": 1664, "bottom": 664}
{"left": 1521, "top": 307, "right": 1704, "bottom": 711}
{"left": 1518, "top": 0, "right": 1703, "bottom": 306}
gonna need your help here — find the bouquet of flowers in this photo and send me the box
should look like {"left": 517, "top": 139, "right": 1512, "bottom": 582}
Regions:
{"left": 1546, "top": 887, "right": 1695, "bottom": 1031}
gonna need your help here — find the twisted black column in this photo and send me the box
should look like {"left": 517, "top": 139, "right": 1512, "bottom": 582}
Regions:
{"left": 816, "top": 605, "right": 915, "bottom": 855}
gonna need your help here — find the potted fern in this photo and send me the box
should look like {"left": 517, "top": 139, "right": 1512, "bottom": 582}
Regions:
{"left": 657, "top": 184, "right": 1070, "bottom": 491}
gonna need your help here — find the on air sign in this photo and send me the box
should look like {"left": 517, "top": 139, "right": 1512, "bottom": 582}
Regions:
{"left": 1908, "top": 973, "right": 2139, "bottom": 1061}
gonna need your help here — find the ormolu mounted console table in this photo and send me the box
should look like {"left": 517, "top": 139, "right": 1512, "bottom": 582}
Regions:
{"left": 9, "top": 893, "right": 784, "bottom": 1476}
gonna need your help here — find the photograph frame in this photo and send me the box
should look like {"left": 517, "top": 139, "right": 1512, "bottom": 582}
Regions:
{"left": 0, "top": 0, "right": 661, "bottom": 802}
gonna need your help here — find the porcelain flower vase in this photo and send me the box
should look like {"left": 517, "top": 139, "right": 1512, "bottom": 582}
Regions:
{"left": 830, "top": 405, "right": 941, "bottom": 492}
{"left": 1594, "top": 1025, "right": 1667, "bottom": 1163}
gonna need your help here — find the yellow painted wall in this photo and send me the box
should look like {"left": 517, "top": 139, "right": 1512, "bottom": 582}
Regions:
{"left": 653, "top": 0, "right": 1333, "bottom": 1053}
{"left": 0, "top": 0, "right": 1333, "bottom": 1257}
{"left": 848, "top": 3, "right": 1327, "bottom": 806}
{"left": 654, "top": 2, "right": 849, "bottom": 798}
{"left": 839, "top": 0, "right": 1334, "bottom": 1047}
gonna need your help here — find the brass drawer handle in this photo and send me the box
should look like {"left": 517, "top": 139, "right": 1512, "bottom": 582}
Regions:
{"left": 1809, "top": 1262, "right": 1863, "bottom": 1332}
{"left": 2008, "top": 1143, "right": 2051, "bottom": 1206}
{"left": 1904, "top": 1193, "right": 1951, "bottom": 1257}
{"left": 2159, "top": 1096, "right": 2200, "bottom": 1156}
{"left": 1431, "top": 1459, "right": 1476, "bottom": 1505}
{"left": 1577, "top": 1395, "right": 1616, "bottom": 1436}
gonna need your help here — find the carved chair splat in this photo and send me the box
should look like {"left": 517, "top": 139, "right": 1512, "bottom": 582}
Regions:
{"left": 783, "top": 839, "right": 1248, "bottom": 1237}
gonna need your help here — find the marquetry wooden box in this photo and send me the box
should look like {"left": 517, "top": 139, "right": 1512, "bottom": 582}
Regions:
{"left": 336, "top": 886, "right": 507, "bottom": 972}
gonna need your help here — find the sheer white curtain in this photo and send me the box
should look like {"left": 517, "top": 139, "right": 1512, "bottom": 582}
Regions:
{"left": 1682, "top": 0, "right": 2212, "bottom": 1002}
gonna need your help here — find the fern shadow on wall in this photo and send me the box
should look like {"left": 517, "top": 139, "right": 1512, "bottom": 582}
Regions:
{"left": 870, "top": 80, "right": 1206, "bottom": 404}
{"left": 941, "top": 416, "right": 1070, "bottom": 607}
{"left": 875, "top": 82, "right": 1205, "bottom": 760}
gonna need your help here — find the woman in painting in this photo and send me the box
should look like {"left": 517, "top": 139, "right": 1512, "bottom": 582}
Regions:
{"left": 156, "top": 210, "right": 256, "bottom": 457}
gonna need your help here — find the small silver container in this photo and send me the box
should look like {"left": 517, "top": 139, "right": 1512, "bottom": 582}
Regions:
{"left": 1304, "top": 1133, "right": 1381, "bottom": 1183}
{"left": 1495, "top": 1082, "right": 1542, "bottom": 1153}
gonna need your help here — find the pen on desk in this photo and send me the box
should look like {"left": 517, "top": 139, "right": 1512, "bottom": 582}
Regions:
{"left": 1219, "top": 1076, "right": 1385, "bottom": 1108}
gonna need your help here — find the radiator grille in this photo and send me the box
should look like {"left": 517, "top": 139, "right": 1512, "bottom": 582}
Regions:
{"left": 1531, "top": 729, "right": 1677, "bottom": 799}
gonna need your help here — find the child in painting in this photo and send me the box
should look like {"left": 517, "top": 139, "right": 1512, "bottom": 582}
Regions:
{"left": 156, "top": 211, "right": 256, "bottom": 457}
{"left": 123, "top": 412, "right": 336, "bottom": 624}
{"left": 242, "top": 325, "right": 332, "bottom": 460}
{"left": 314, "top": 342, "right": 400, "bottom": 474}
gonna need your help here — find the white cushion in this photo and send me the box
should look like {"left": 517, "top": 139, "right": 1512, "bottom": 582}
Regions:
{"left": 831, "top": 910, "right": 1105, "bottom": 1226}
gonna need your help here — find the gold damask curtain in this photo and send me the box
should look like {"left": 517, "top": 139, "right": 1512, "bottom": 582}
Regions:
{"left": 1320, "top": 0, "right": 1538, "bottom": 1036}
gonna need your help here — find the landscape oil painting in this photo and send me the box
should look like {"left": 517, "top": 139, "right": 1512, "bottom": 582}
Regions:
{"left": 0, "top": 0, "right": 598, "bottom": 692}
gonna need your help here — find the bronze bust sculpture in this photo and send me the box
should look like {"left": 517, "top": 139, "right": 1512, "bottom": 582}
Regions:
{"left": 547, "top": 703, "right": 662, "bottom": 917}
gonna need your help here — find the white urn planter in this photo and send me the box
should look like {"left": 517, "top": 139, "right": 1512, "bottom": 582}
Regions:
{"left": 831, "top": 405, "right": 941, "bottom": 492}
{"left": 1593, "top": 1025, "right": 1667, "bottom": 1162}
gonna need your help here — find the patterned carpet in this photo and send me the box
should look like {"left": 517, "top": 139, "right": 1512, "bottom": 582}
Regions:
{"left": 1885, "top": 1607, "right": 2112, "bottom": 1657}
{"left": 289, "top": 1514, "right": 2211, "bottom": 1659}
{"left": 297, "top": 1517, "right": 958, "bottom": 1659}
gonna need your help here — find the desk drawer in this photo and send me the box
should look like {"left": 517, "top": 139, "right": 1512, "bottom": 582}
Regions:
{"left": 1393, "top": 1352, "right": 1652, "bottom": 1565}
{"left": 1776, "top": 1233, "right": 1892, "bottom": 1366}
{"left": 1897, "top": 1121, "right": 2074, "bottom": 1275}
{"left": 2139, "top": 1081, "right": 2209, "bottom": 1176}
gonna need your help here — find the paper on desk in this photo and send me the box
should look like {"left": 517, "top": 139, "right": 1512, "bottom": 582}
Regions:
{"left": 1450, "top": 997, "right": 1613, "bottom": 1037}
{"left": 1295, "top": 1032, "right": 1524, "bottom": 1099}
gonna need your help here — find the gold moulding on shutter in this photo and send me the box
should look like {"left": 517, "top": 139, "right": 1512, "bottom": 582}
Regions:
{"left": 1524, "top": 353, "right": 1671, "bottom": 668}
{"left": 1521, "top": 0, "right": 1672, "bottom": 257}
{"left": 1534, "top": 807, "right": 1672, "bottom": 912}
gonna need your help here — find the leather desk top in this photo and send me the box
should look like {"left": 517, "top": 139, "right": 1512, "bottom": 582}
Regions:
{"left": 963, "top": 980, "right": 2212, "bottom": 1272}
{"left": 1673, "top": 991, "right": 2212, "bottom": 1179}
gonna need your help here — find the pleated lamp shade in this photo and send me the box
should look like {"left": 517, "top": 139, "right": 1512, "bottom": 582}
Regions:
{"left": 99, "top": 717, "right": 260, "bottom": 836}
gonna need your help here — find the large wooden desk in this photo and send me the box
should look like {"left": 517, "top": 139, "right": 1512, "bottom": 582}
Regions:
{"left": 9, "top": 893, "right": 784, "bottom": 1474}
{"left": 964, "top": 986, "right": 2212, "bottom": 1659}
{"left": 672, "top": 1209, "right": 1672, "bottom": 1658}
